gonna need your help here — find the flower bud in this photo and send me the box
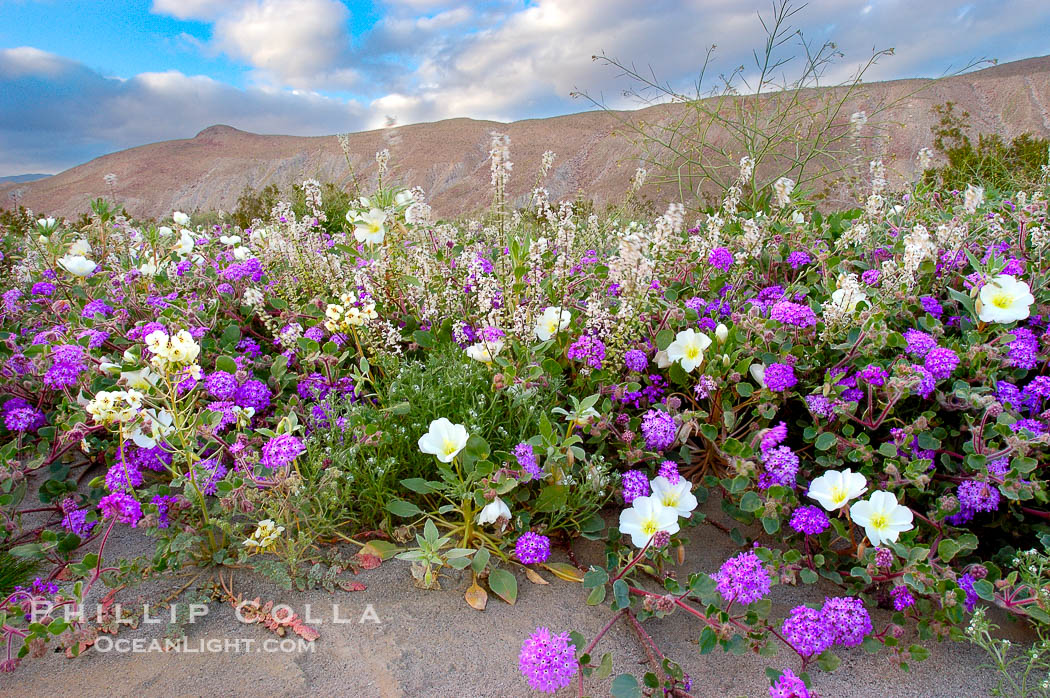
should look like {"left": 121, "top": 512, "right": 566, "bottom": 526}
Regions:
{"left": 715, "top": 323, "right": 729, "bottom": 343}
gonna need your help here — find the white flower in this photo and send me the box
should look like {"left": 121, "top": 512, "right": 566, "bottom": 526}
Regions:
{"left": 665, "top": 329, "right": 711, "bottom": 373}
{"left": 977, "top": 275, "right": 1034, "bottom": 324}
{"left": 394, "top": 190, "right": 414, "bottom": 206}
{"left": 830, "top": 287, "right": 867, "bottom": 313}
{"left": 354, "top": 208, "right": 388, "bottom": 244}
{"left": 964, "top": 184, "right": 984, "bottom": 214}
{"left": 244, "top": 519, "right": 285, "bottom": 549}
{"left": 68, "top": 238, "right": 91, "bottom": 256}
{"left": 37, "top": 217, "right": 56, "bottom": 229}
{"left": 466, "top": 340, "right": 503, "bottom": 363}
{"left": 566, "top": 406, "right": 600, "bottom": 427}
{"left": 174, "top": 230, "right": 195, "bottom": 259}
{"left": 219, "top": 235, "right": 241, "bottom": 246}
{"left": 232, "top": 245, "right": 251, "bottom": 260}
{"left": 773, "top": 177, "right": 795, "bottom": 207}
{"left": 157, "top": 226, "right": 173, "bottom": 238}
{"left": 808, "top": 469, "right": 868, "bottom": 511}
{"left": 715, "top": 323, "right": 729, "bottom": 343}
{"left": 57, "top": 254, "right": 96, "bottom": 277}
{"left": 618, "top": 496, "right": 680, "bottom": 548}
{"left": 139, "top": 260, "right": 162, "bottom": 276}
{"left": 649, "top": 476, "right": 698, "bottom": 519}
{"left": 120, "top": 367, "right": 159, "bottom": 391}
{"left": 417, "top": 417, "right": 469, "bottom": 463}
{"left": 129, "top": 409, "right": 174, "bottom": 448}
{"left": 849, "top": 491, "right": 914, "bottom": 546}
{"left": 477, "top": 497, "right": 511, "bottom": 525}
{"left": 749, "top": 363, "right": 766, "bottom": 388}
{"left": 791, "top": 210, "right": 805, "bottom": 225}
{"left": 172, "top": 211, "right": 190, "bottom": 226}
{"left": 534, "top": 306, "right": 572, "bottom": 341}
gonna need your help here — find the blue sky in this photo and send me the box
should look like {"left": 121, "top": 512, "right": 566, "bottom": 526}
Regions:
{"left": 1, "top": 0, "right": 1049, "bottom": 175}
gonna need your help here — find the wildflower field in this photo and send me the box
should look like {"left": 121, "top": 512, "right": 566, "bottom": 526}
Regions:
{"left": 3, "top": 32, "right": 1050, "bottom": 696}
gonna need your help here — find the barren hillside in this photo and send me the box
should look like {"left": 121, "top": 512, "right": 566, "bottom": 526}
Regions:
{"left": 3, "top": 55, "right": 1049, "bottom": 220}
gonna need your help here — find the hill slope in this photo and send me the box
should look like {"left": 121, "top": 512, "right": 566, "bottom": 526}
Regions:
{"left": 3, "top": 56, "right": 1049, "bottom": 220}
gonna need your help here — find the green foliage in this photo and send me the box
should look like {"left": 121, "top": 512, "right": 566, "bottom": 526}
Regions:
{"left": 230, "top": 183, "right": 281, "bottom": 229}
{"left": 923, "top": 101, "right": 1050, "bottom": 192}
{"left": 0, "top": 550, "right": 38, "bottom": 595}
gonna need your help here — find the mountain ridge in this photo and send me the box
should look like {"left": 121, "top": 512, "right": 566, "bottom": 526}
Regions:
{"left": 3, "top": 55, "right": 1049, "bottom": 220}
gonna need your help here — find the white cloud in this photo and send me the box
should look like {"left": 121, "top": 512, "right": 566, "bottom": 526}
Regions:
{"left": 0, "top": 47, "right": 365, "bottom": 173}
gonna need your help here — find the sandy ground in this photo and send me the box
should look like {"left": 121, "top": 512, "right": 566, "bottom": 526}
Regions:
{"left": 1, "top": 495, "right": 1028, "bottom": 698}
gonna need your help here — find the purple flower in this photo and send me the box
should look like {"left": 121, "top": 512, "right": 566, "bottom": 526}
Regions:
{"left": 1011, "top": 418, "right": 1046, "bottom": 436}
{"left": 769, "top": 301, "right": 817, "bottom": 328}
{"left": 60, "top": 498, "right": 97, "bottom": 537}
{"left": 151, "top": 495, "right": 179, "bottom": 529}
{"left": 191, "top": 459, "right": 227, "bottom": 495}
{"left": 260, "top": 434, "right": 305, "bottom": 470}
{"left": 708, "top": 247, "right": 735, "bottom": 271}
{"left": 858, "top": 364, "right": 888, "bottom": 387}
{"left": 515, "top": 442, "right": 541, "bottom": 478}
{"left": 640, "top": 409, "right": 676, "bottom": 451}
{"left": 519, "top": 627, "right": 577, "bottom": 694}
{"left": 761, "top": 422, "right": 788, "bottom": 451}
{"left": 204, "top": 371, "right": 239, "bottom": 400}
{"left": 621, "top": 470, "right": 650, "bottom": 504}
{"left": 789, "top": 506, "right": 829, "bottom": 536}
{"left": 624, "top": 349, "right": 648, "bottom": 372}
{"left": 99, "top": 493, "right": 143, "bottom": 527}
{"left": 770, "top": 668, "right": 810, "bottom": 698}
{"left": 822, "top": 596, "right": 871, "bottom": 647}
{"left": 104, "top": 459, "right": 144, "bottom": 492}
{"left": 566, "top": 334, "right": 605, "bottom": 370}
{"left": 657, "top": 460, "right": 680, "bottom": 484}
{"left": 2, "top": 399, "right": 46, "bottom": 432}
{"left": 781, "top": 605, "right": 834, "bottom": 658}
{"left": 861, "top": 269, "right": 880, "bottom": 285}
{"left": 31, "top": 282, "right": 55, "bottom": 297}
{"left": 959, "top": 574, "right": 978, "bottom": 612}
{"left": 760, "top": 446, "right": 799, "bottom": 489}
{"left": 515, "top": 532, "right": 551, "bottom": 564}
{"left": 891, "top": 586, "right": 915, "bottom": 611}
{"left": 919, "top": 295, "right": 943, "bottom": 318}
{"left": 764, "top": 363, "right": 797, "bottom": 392}
{"left": 805, "top": 394, "right": 836, "bottom": 420}
{"left": 235, "top": 379, "right": 271, "bottom": 412}
{"left": 786, "top": 251, "right": 812, "bottom": 269}
{"left": 924, "top": 347, "right": 958, "bottom": 380}
{"left": 911, "top": 364, "right": 936, "bottom": 399}
{"left": 43, "top": 344, "right": 86, "bottom": 389}
{"left": 957, "top": 480, "right": 1000, "bottom": 513}
{"left": 1006, "top": 328, "right": 1039, "bottom": 370}
{"left": 903, "top": 329, "right": 937, "bottom": 358}
{"left": 714, "top": 551, "right": 772, "bottom": 605}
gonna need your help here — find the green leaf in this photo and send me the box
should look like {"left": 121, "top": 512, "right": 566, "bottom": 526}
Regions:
{"left": 610, "top": 674, "right": 643, "bottom": 698}
{"left": 740, "top": 492, "right": 762, "bottom": 512}
{"left": 816, "top": 649, "right": 841, "bottom": 672}
{"left": 698, "top": 626, "right": 718, "bottom": 654}
{"left": 612, "top": 579, "right": 630, "bottom": 610}
{"left": 655, "top": 329, "right": 675, "bottom": 351}
{"left": 533, "top": 485, "right": 568, "bottom": 512}
{"left": 471, "top": 547, "right": 491, "bottom": 573}
{"left": 385, "top": 500, "right": 423, "bottom": 517}
{"left": 586, "top": 584, "right": 607, "bottom": 606}
{"left": 583, "top": 566, "right": 609, "bottom": 589}
{"left": 815, "top": 432, "right": 837, "bottom": 451}
{"left": 972, "top": 579, "right": 995, "bottom": 601}
{"left": 488, "top": 568, "right": 518, "bottom": 605}
{"left": 400, "top": 478, "right": 437, "bottom": 494}
{"left": 937, "top": 539, "right": 961, "bottom": 563}
{"left": 908, "top": 644, "right": 930, "bottom": 662}
{"left": 215, "top": 355, "right": 238, "bottom": 374}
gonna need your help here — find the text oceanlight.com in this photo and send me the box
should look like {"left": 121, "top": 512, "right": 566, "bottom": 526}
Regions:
{"left": 93, "top": 637, "right": 315, "bottom": 654}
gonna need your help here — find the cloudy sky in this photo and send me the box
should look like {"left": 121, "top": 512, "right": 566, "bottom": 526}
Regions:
{"left": 1, "top": 0, "right": 1048, "bottom": 176}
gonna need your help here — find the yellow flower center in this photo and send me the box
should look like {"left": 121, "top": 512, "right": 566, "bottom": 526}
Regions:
{"left": 660, "top": 492, "right": 679, "bottom": 508}
{"left": 641, "top": 518, "right": 659, "bottom": 536}
{"left": 990, "top": 291, "right": 1014, "bottom": 309}
{"left": 869, "top": 513, "right": 888, "bottom": 531}
{"left": 684, "top": 345, "right": 699, "bottom": 360}
{"left": 367, "top": 221, "right": 383, "bottom": 234}
{"left": 442, "top": 439, "right": 459, "bottom": 456}
{"left": 830, "top": 486, "right": 846, "bottom": 505}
